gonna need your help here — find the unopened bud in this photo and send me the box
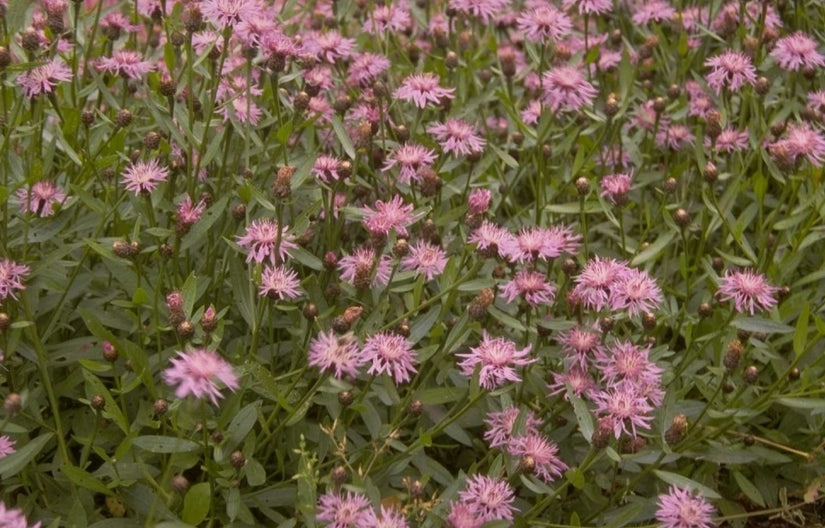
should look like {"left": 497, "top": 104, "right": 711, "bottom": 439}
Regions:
{"left": 230, "top": 450, "right": 246, "bottom": 469}
{"left": 743, "top": 365, "right": 759, "bottom": 384}
{"left": 665, "top": 414, "right": 688, "bottom": 445}
{"left": 4, "top": 393, "right": 22, "bottom": 415}
{"left": 338, "top": 390, "right": 354, "bottom": 406}
{"left": 724, "top": 340, "right": 743, "bottom": 370}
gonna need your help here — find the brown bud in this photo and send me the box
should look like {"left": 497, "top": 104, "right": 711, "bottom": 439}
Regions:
{"left": 663, "top": 177, "right": 677, "bottom": 194}
{"left": 143, "top": 131, "right": 160, "bottom": 150}
{"left": 393, "top": 238, "right": 410, "bottom": 258}
{"left": 642, "top": 312, "right": 657, "bottom": 331}
{"left": 788, "top": 367, "right": 800, "bottom": 381}
{"left": 599, "top": 317, "right": 614, "bottom": 334}
{"left": 665, "top": 414, "right": 688, "bottom": 445}
{"left": 4, "top": 393, "right": 22, "bottom": 415}
{"left": 331, "top": 466, "right": 348, "bottom": 485}
{"left": 724, "top": 340, "right": 743, "bottom": 370}
{"left": 338, "top": 390, "right": 354, "bottom": 407}
{"left": 605, "top": 94, "right": 619, "bottom": 118}
{"left": 703, "top": 161, "right": 718, "bottom": 183}
{"left": 499, "top": 47, "right": 516, "bottom": 78}
{"left": 722, "top": 380, "right": 735, "bottom": 393}
{"left": 21, "top": 28, "right": 41, "bottom": 52}
{"left": 232, "top": 203, "right": 246, "bottom": 221}
{"left": 342, "top": 306, "right": 363, "bottom": 326}
{"left": 755, "top": 76, "right": 770, "bottom": 96}
{"left": 743, "top": 365, "right": 759, "bottom": 384}
{"left": 159, "top": 78, "right": 177, "bottom": 97}
{"left": 698, "top": 302, "right": 713, "bottom": 318}
{"left": 81, "top": 110, "right": 95, "bottom": 127}
{"left": 171, "top": 475, "right": 190, "bottom": 494}
{"left": 407, "top": 400, "right": 423, "bottom": 416}
{"left": 711, "top": 256, "right": 724, "bottom": 272}
{"left": 394, "top": 125, "right": 409, "bottom": 143}
{"left": 674, "top": 208, "right": 690, "bottom": 228}
{"left": 743, "top": 435, "right": 755, "bottom": 446}
{"left": 182, "top": 4, "right": 203, "bottom": 32}
{"left": 90, "top": 394, "right": 105, "bottom": 410}
{"left": 777, "top": 286, "right": 790, "bottom": 301}
{"left": 115, "top": 109, "right": 132, "bottom": 128}
{"left": 211, "top": 430, "right": 224, "bottom": 443}
{"left": 445, "top": 51, "right": 458, "bottom": 69}
{"left": 333, "top": 94, "right": 352, "bottom": 115}
{"left": 592, "top": 416, "right": 614, "bottom": 449}
{"left": 408, "top": 479, "right": 426, "bottom": 499}
{"left": 0, "top": 313, "right": 10, "bottom": 331}
{"left": 113, "top": 240, "right": 132, "bottom": 258}
{"left": 154, "top": 398, "right": 168, "bottom": 416}
{"left": 575, "top": 177, "right": 590, "bottom": 196}
{"left": 519, "top": 456, "right": 536, "bottom": 475}
{"left": 176, "top": 320, "right": 195, "bottom": 339}
{"left": 303, "top": 303, "right": 318, "bottom": 321}
{"left": 653, "top": 97, "right": 667, "bottom": 114}
{"left": 337, "top": 160, "right": 352, "bottom": 180}
{"left": 294, "top": 91, "right": 310, "bottom": 111}
{"left": 0, "top": 47, "right": 10, "bottom": 70}
{"left": 737, "top": 329, "right": 751, "bottom": 341}
{"left": 562, "top": 258, "right": 579, "bottom": 276}
{"left": 667, "top": 84, "right": 681, "bottom": 100}
{"left": 230, "top": 450, "right": 246, "bottom": 469}
{"left": 396, "top": 319, "right": 411, "bottom": 338}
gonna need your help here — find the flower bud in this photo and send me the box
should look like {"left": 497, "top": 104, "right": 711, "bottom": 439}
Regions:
{"left": 230, "top": 450, "right": 246, "bottom": 469}
{"left": 665, "top": 414, "right": 688, "bottom": 445}
{"left": 724, "top": 340, "right": 743, "bottom": 370}
{"left": 4, "top": 393, "right": 22, "bottom": 415}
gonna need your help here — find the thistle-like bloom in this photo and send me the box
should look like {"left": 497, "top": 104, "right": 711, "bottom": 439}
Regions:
{"left": 468, "top": 221, "right": 514, "bottom": 259}
{"left": 163, "top": 349, "right": 239, "bottom": 405}
{"left": 96, "top": 50, "right": 153, "bottom": 79}
{"left": 448, "top": 0, "right": 509, "bottom": 23}
{"left": 361, "top": 506, "right": 409, "bottom": 528}
{"left": 595, "top": 341, "right": 663, "bottom": 388}
{"left": 656, "top": 124, "right": 695, "bottom": 151}
{"left": 571, "top": 257, "right": 631, "bottom": 312}
{"left": 0, "top": 259, "right": 30, "bottom": 302}
{"left": 557, "top": 326, "right": 602, "bottom": 367}
{"left": 394, "top": 72, "right": 455, "bottom": 108}
{"left": 717, "top": 269, "right": 779, "bottom": 315}
{"left": 313, "top": 154, "right": 343, "bottom": 184}
{"left": 709, "top": 127, "right": 750, "bottom": 153}
{"left": 15, "top": 181, "right": 66, "bottom": 217}
{"left": 347, "top": 52, "right": 391, "bottom": 87}
{"left": 236, "top": 219, "right": 298, "bottom": 264}
{"left": 509, "top": 433, "right": 568, "bottom": 483}
{"left": 427, "top": 118, "right": 486, "bottom": 158}
{"left": 382, "top": 144, "right": 437, "bottom": 185}
{"left": 779, "top": 122, "right": 825, "bottom": 167}
{"left": 338, "top": 247, "right": 393, "bottom": 288}
{"left": 363, "top": 332, "right": 417, "bottom": 385}
{"left": 200, "top": 0, "right": 261, "bottom": 28}
{"left": 446, "top": 502, "right": 483, "bottom": 528}
{"left": 176, "top": 195, "right": 207, "bottom": 231}
{"left": 501, "top": 269, "right": 557, "bottom": 306}
{"left": 541, "top": 66, "right": 597, "bottom": 113}
{"left": 400, "top": 241, "right": 448, "bottom": 281}
{"left": 704, "top": 50, "right": 757, "bottom": 94}
{"left": 308, "top": 330, "right": 364, "bottom": 379}
{"left": 516, "top": 5, "right": 572, "bottom": 43}
{"left": 303, "top": 30, "right": 356, "bottom": 63}
{"left": 548, "top": 367, "right": 598, "bottom": 399}
{"left": 259, "top": 265, "right": 302, "bottom": 300}
{"left": 18, "top": 58, "right": 72, "bottom": 98}
{"left": 592, "top": 385, "right": 655, "bottom": 438}
{"left": 655, "top": 486, "right": 716, "bottom": 528}
{"left": 609, "top": 268, "right": 663, "bottom": 316}
{"left": 468, "top": 189, "right": 492, "bottom": 215}
{"left": 458, "top": 475, "right": 518, "bottom": 523}
{"left": 361, "top": 195, "right": 416, "bottom": 238}
{"left": 121, "top": 159, "right": 170, "bottom": 195}
{"left": 562, "top": 0, "right": 612, "bottom": 15}
{"left": 483, "top": 407, "right": 542, "bottom": 449}
{"left": 0, "top": 501, "right": 41, "bottom": 528}
{"left": 456, "top": 331, "right": 536, "bottom": 390}
{"left": 502, "top": 226, "right": 574, "bottom": 263}
{"left": 362, "top": 4, "right": 411, "bottom": 34}
{"left": 770, "top": 31, "right": 825, "bottom": 72}
{"left": 0, "top": 435, "right": 16, "bottom": 459}
{"left": 316, "top": 490, "right": 371, "bottom": 528}
{"left": 631, "top": 0, "right": 675, "bottom": 25}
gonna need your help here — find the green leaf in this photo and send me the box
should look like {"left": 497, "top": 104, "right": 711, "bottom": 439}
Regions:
{"left": 0, "top": 433, "right": 54, "bottom": 478}
{"left": 132, "top": 436, "right": 201, "bottom": 454}
{"left": 569, "top": 393, "right": 594, "bottom": 442}
{"left": 62, "top": 464, "right": 112, "bottom": 495}
{"left": 733, "top": 471, "right": 765, "bottom": 507}
{"left": 731, "top": 318, "right": 793, "bottom": 335}
{"left": 83, "top": 369, "right": 130, "bottom": 434}
{"left": 774, "top": 398, "right": 825, "bottom": 410}
{"left": 566, "top": 467, "right": 585, "bottom": 489}
{"left": 182, "top": 482, "right": 211, "bottom": 526}
{"left": 794, "top": 303, "right": 810, "bottom": 358}
{"left": 331, "top": 116, "right": 355, "bottom": 159}
{"left": 245, "top": 457, "right": 266, "bottom": 487}
{"left": 631, "top": 231, "right": 676, "bottom": 266}
{"left": 653, "top": 470, "right": 722, "bottom": 499}
{"left": 226, "top": 402, "right": 261, "bottom": 451}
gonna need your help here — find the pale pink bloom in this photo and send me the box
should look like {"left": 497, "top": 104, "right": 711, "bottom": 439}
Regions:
{"left": 0, "top": 435, "right": 15, "bottom": 459}
{"left": 456, "top": 331, "right": 536, "bottom": 390}
{"left": 338, "top": 246, "right": 393, "bottom": 288}
{"left": 780, "top": 122, "right": 825, "bottom": 167}
{"left": 629, "top": 100, "right": 662, "bottom": 132}
{"left": 807, "top": 90, "right": 825, "bottom": 112}
{"left": 121, "top": 159, "right": 169, "bottom": 195}
{"left": 502, "top": 226, "right": 576, "bottom": 263}
{"left": 363, "top": 332, "right": 417, "bottom": 385}
{"left": 600, "top": 173, "right": 632, "bottom": 205}
{"left": 101, "top": 11, "right": 141, "bottom": 37}
{"left": 717, "top": 269, "right": 779, "bottom": 315}
{"left": 557, "top": 326, "right": 602, "bottom": 367}
{"left": 483, "top": 407, "right": 542, "bottom": 449}
{"left": 219, "top": 95, "right": 262, "bottom": 125}
{"left": 542, "top": 66, "right": 598, "bottom": 113}
{"left": 468, "top": 221, "right": 515, "bottom": 259}
{"left": 401, "top": 240, "right": 448, "bottom": 281}
{"left": 548, "top": 367, "right": 598, "bottom": 399}
{"left": 201, "top": 0, "right": 261, "bottom": 28}
{"left": 521, "top": 99, "right": 543, "bottom": 125}
{"left": 347, "top": 52, "right": 390, "bottom": 86}
{"left": 362, "top": 4, "right": 410, "bottom": 34}
{"left": 163, "top": 349, "right": 239, "bottom": 405}
{"left": 15, "top": 181, "right": 66, "bottom": 217}
{"left": 771, "top": 31, "right": 825, "bottom": 72}
{"left": 501, "top": 269, "right": 557, "bottom": 306}
{"left": 448, "top": 0, "right": 509, "bottom": 22}
{"left": 394, "top": 72, "right": 455, "bottom": 109}
{"left": 303, "top": 30, "right": 355, "bottom": 63}
{"left": 96, "top": 50, "right": 153, "bottom": 79}
{"left": 593, "top": 385, "right": 655, "bottom": 438}
{"left": 704, "top": 51, "right": 757, "bottom": 94}
{"left": 707, "top": 127, "right": 750, "bottom": 153}
{"left": 234, "top": 8, "right": 280, "bottom": 46}
{"left": 562, "top": 0, "right": 612, "bottom": 15}
{"left": 427, "top": 118, "right": 486, "bottom": 157}
{"left": 509, "top": 433, "right": 568, "bottom": 483}
{"left": 446, "top": 502, "right": 483, "bottom": 528}
{"left": 236, "top": 219, "right": 297, "bottom": 265}
{"left": 468, "top": 189, "right": 492, "bottom": 215}
{"left": 176, "top": 195, "right": 207, "bottom": 228}
{"left": 631, "top": 0, "right": 675, "bottom": 25}
{"left": 382, "top": 144, "right": 437, "bottom": 184}
{"left": 656, "top": 124, "right": 695, "bottom": 151}
{"left": 316, "top": 490, "right": 371, "bottom": 528}
{"left": 458, "top": 475, "right": 518, "bottom": 523}
{"left": 18, "top": 58, "right": 72, "bottom": 98}
{"left": 0, "top": 502, "right": 41, "bottom": 528}
{"left": 308, "top": 330, "right": 364, "bottom": 379}
{"left": 571, "top": 256, "right": 631, "bottom": 312}
{"left": 516, "top": 4, "right": 572, "bottom": 43}
{"left": 259, "top": 265, "right": 302, "bottom": 300}
{"left": 609, "top": 268, "right": 663, "bottom": 316}
{"left": 655, "top": 486, "right": 716, "bottom": 528}
{"left": 712, "top": 1, "right": 782, "bottom": 35}
{"left": 361, "top": 195, "right": 416, "bottom": 237}
{"left": 361, "top": 506, "right": 409, "bottom": 528}
{"left": 595, "top": 340, "right": 663, "bottom": 387}
{"left": 312, "top": 154, "right": 343, "bottom": 184}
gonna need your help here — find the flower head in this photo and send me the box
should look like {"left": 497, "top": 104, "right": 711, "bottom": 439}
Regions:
{"left": 400, "top": 240, "right": 448, "bottom": 281}
{"left": 338, "top": 247, "right": 393, "bottom": 288}
{"left": 448, "top": 0, "right": 509, "bottom": 23}
{"left": 121, "top": 159, "right": 170, "bottom": 195}
{"left": 313, "top": 154, "right": 344, "bottom": 184}
{"left": 468, "top": 221, "right": 514, "bottom": 259}
{"left": 509, "top": 433, "right": 568, "bottom": 483}
{"left": 0, "top": 435, "right": 16, "bottom": 459}
{"left": 655, "top": 486, "right": 716, "bottom": 528}
{"left": 363, "top": 332, "right": 417, "bottom": 385}
{"left": 517, "top": 5, "right": 572, "bottom": 43}
{"left": 717, "top": 269, "right": 779, "bottom": 315}
{"left": 96, "top": 50, "right": 153, "bottom": 79}
{"left": 0, "top": 501, "right": 41, "bottom": 528}
{"left": 501, "top": 269, "right": 557, "bottom": 306}
{"left": 562, "top": 0, "right": 612, "bottom": 15}
{"left": 236, "top": 218, "right": 298, "bottom": 264}
{"left": 0, "top": 259, "right": 29, "bottom": 303}
{"left": 571, "top": 257, "right": 631, "bottom": 312}
{"left": 347, "top": 52, "right": 391, "bottom": 87}
{"left": 15, "top": 181, "right": 66, "bottom": 217}
{"left": 163, "top": 349, "right": 239, "bottom": 405}
{"left": 19, "top": 58, "right": 72, "bottom": 98}
{"left": 600, "top": 173, "right": 632, "bottom": 205}
{"left": 308, "top": 330, "right": 364, "bottom": 379}
{"left": 484, "top": 407, "right": 542, "bottom": 449}
{"left": 592, "top": 385, "right": 655, "bottom": 438}
{"left": 176, "top": 195, "right": 207, "bottom": 231}
{"left": 458, "top": 475, "right": 518, "bottom": 523}
{"left": 456, "top": 331, "right": 536, "bottom": 390}
{"left": 394, "top": 72, "right": 455, "bottom": 108}
{"left": 705, "top": 50, "right": 757, "bottom": 94}
{"left": 771, "top": 31, "right": 825, "bottom": 71}
{"left": 427, "top": 118, "right": 486, "bottom": 158}
{"left": 609, "top": 268, "right": 663, "bottom": 316}
{"left": 200, "top": 0, "right": 261, "bottom": 28}
{"left": 259, "top": 265, "right": 302, "bottom": 300}
{"left": 382, "top": 144, "right": 437, "bottom": 185}
{"left": 361, "top": 195, "right": 417, "bottom": 238}
{"left": 541, "top": 66, "right": 598, "bottom": 113}
{"left": 316, "top": 490, "right": 371, "bottom": 528}
{"left": 362, "top": 505, "right": 409, "bottom": 528}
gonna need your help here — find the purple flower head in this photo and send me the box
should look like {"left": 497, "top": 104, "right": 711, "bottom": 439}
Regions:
{"left": 448, "top": 0, "right": 509, "bottom": 23}
{"left": 259, "top": 265, "right": 302, "bottom": 300}
{"left": 593, "top": 385, "right": 655, "bottom": 438}
{"left": 19, "top": 58, "right": 72, "bottom": 98}
{"left": 362, "top": 505, "right": 409, "bottom": 528}
{"left": 777, "top": 122, "right": 825, "bottom": 167}
{"left": 716, "top": 269, "right": 779, "bottom": 315}
{"left": 468, "top": 221, "right": 514, "bottom": 259}
{"left": 557, "top": 326, "right": 603, "bottom": 367}
{"left": 502, "top": 226, "right": 568, "bottom": 263}
{"left": 509, "top": 433, "right": 568, "bottom": 483}
{"left": 427, "top": 118, "right": 486, "bottom": 158}
{"left": 163, "top": 349, "right": 239, "bottom": 406}
{"left": 316, "top": 490, "right": 371, "bottom": 528}
{"left": 362, "top": 4, "right": 411, "bottom": 34}
{"left": 361, "top": 195, "right": 416, "bottom": 238}
{"left": 313, "top": 154, "right": 343, "bottom": 184}
{"left": 600, "top": 173, "right": 632, "bottom": 205}
{"left": 609, "top": 268, "right": 663, "bottom": 316}
{"left": 446, "top": 501, "right": 483, "bottom": 528}
{"left": 0, "top": 259, "right": 30, "bottom": 303}
{"left": 303, "top": 30, "right": 355, "bottom": 63}
{"left": 655, "top": 486, "right": 716, "bottom": 528}
{"left": 0, "top": 435, "right": 16, "bottom": 459}
{"left": 516, "top": 5, "right": 572, "bottom": 43}
{"left": 548, "top": 367, "right": 598, "bottom": 400}
{"left": 458, "top": 475, "right": 518, "bottom": 523}
{"left": 541, "top": 66, "right": 598, "bottom": 113}
{"left": 484, "top": 407, "right": 542, "bottom": 449}
{"left": 631, "top": 0, "right": 675, "bottom": 25}
{"left": 771, "top": 31, "right": 825, "bottom": 72}
{"left": 308, "top": 330, "right": 364, "bottom": 379}
{"left": 347, "top": 52, "right": 391, "bottom": 87}
{"left": 176, "top": 195, "right": 207, "bottom": 229}
{"left": 121, "top": 159, "right": 170, "bottom": 196}
{"left": 382, "top": 143, "right": 437, "bottom": 185}
{"left": 96, "top": 50, "right": 153, "bottom": 79}
{"left": 595, "top": 340, "right": 663, "bottom": 387}
{"left": 16, "top": 181, "right": 66, "bottom": 217}
{"left": 0, "top": 501, "right": 41, "bottom": 528}
{"left": 456, "top": 331, "right": 536, "bottom": 390}
{"left": 401, "top": 240, "right": 448, "bottom": 281}
{"left": 468, "top": 188, "right": 492, "bottom": 216}
{"left": 363, "top": 332, "right": 417, "bottom": 385}
{"left": 708, "top": 127, "right": 750, "bottom": 153}
{"left": 501, "top": 269, "right": 557, "bottom": 306}
{"left": 656, "top": 124, "right": 695, "bottom": 151}
{"left": 571, "top": 256, "right": 631, "bottom": 312}
{"left": 338, "top": 246, "right": 393, "bottom": 288}
{"left": 705, "top": 50, "right": 757, "bottom": 94}
{"left": 394, "top": 72, "right": 455, "bottom": 108}
{"left": 200, "top": 0, "right": 261, "bottom": 28}
{"left": 562, "top": 0, "right": 612, "bottom": 15}
{"left": 236, "top": 219, "right": 298, "bottom": 265}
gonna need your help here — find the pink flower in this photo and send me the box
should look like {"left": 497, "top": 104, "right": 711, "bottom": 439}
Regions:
{"left": 361, "top": 506, "right": 409, "bottom": 528}
{"left": 316, "top": 490, "right": 371, "bottom": 528}
{"left": 609, "top": 268, "right": 663, "bottom": 316}
{"left": 656, "top": 124, "right": 695, "bottom": 151}
{"left": 427, "top": 118, "right": 486, "bottom": 158}
{"left": 776, "top": 122, "right": 825, "bottom": 167}
{"left": 361, "top": 195, "right": 416, "bottom": 238}
{"left": 0, "top": 259, "right": 30, "bottom": 303}
{"left": 18, "top": 58, "right": 72, "bottom": 98}
{"left": 548, "top": 367, "right": 598, "bottom": 399}
{"left": 592, "top": 385, "right": 655, "bottom": 438}
{"left": 121, "top": 159, "right": 169, "bottom": 195}
{"left": 446, "top": 502, "right": 483, "bottom": 528}
{"left": 456, "top": 331, "right": 536, "bottom": 390}
{"left": 308, "top": 330, "right": 363, "bottom": 379}
{"left": 312, "top": 154, "right": 343, "bottom": 184}
{"left": 163, "top": 349, "right": 239, "bottom": 405}
{"left": 236, "top": 219, "right": 297, "bottom": 265}
{"left": 562, "top": 0, "right": 612, "bottom": 15}
{"left": 338, "top": 246, "right": 393, "bottom": 288}
{"left": 303, "top": 30, "right": 355, "bottom": 63}
{"left": 708, "top": 127, "right": 750, "bottom": 153}
{"left": 200, "top": 0, "right": 261, "bottom": 28}
{"left": 557, "top": 326, "right": 602, "bottom": 367}
{"left": 704, "top": 50, "right": 757, "bottom": 94}
{"left": 571, "top": 256, "right": 631, "bottom": 312}
{"left": 717, "top": 269, "right": 779, "bottom": 315}
{"left": 176, "top": 195, "right": 207, "bottom": 229}
{"left": 521, "top": 99, "right": 543, "bottom": 125}
{"left": 501, "top": 269, "right": 557, "bottom": 306}
{"left": 15, "top": 181, "right": 66, "bottom": 216}
{"left": 382, "top": 143, "right": 437, "bottom": 184}
{"left": 458, "top": 475, "right": 518, "bottom": 523}
{"left": 655, "top": 486, "right": 716, "bottom": 528}
{"left": 484, "top": 407, "right": 542, "bottom": 449}
{"left": 771, "top": 31, "right": 825, "bottom": 72}
{"left": 595, "top": 341, "right": 663, "bottom": 388}
{"left": 516, "top": 5, "right": 572, "bottom": 43}
{"left": 0, "top": 435, "right": 16, "bottom": 459}
{"left": 400, "top": 240, "right": 448, "bottom": 281}
{"left": 468, "top": 221, "right": 514, "bottom": 259}
{"left": 468, "top": 189, "right": 492, "bottom": 215}
{"left": 631, "top": 0, "right": 675, "bottom": 25}
{"left": 448, "top": 0, "right": 509, "bottom": 22}
{"left": 509, "top": 433, "right": 568, "bottom": 483}
{"left": 96, "top": 50, "right": 153, "bottom": 79}
{"left": 363, "top": 332, "right": 417, "bottom": 385}
{"left": 600, "top": 173, "right": 632, "bottom": 205}
{"left": 259, "top": 265, "right": 302, "bottom": 300}
{"left": 541, "top": 66, "right": 597, "bottom": 113}
{"left": 0, "top": 502, "right": 41, "bottom": 528}
{"left": 362, "top": 4, "right": 410, "bottom": 34}
{"left": 347, "top": 52, "right": 390, "bottom": 86}
{"left": 394, "top": 72, "right": 455, "bottom": 109}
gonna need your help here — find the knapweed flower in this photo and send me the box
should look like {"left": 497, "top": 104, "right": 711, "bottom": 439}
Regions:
{"left": 347, "top": 52, "right": 391, "bottom": 86}
{"left": 382, "top": 143, "right": 437, "bottom": 185}
{"left": 595, "top": 340, "right": 663, "bottom": 387}
{"left": 121, "top": 159, "right": 169, "bottom": 195}
{"left": 516, "top": 4, "right": 572, "bottom": 43}
{"left": 446, "top": 501, "right": 483, "bottom": 528}
{"left": 656, "top": 124, "right": 695, "bottom": 151}
{"left": 509, "top": 433, "right": 568, "bottom": 483}
{"left": 592, "top": 385, "right": 655, "bottom": 438}
{"left": 609, "top": 268, "right": 663, "bottom": 316}
{"left": 456, "top": 331, "right": 536, "bottom": 390}
{"left": 484, "top": 407, "right": 542, "bottom": 449}
{"left": 631, "top": 0, "right": 675, "bottom": 25}
{"left": 716, "top": 269, "right": 779, "bottom": 315}
{"left": 502, "top": 226, "right": 574, "bottom": 263}
{"left": 200, "top": 0, "right": 261, "bottom": 28}
{"left": 501, "top": 269, "right": 557, "bottom": 306}
{"left": 468, "top": 188, "right": 492, "bottom": 215}
{"left": 15, "top": 181, "right": 66, "bottom": 216}
{"left": 655, "top": 486, "right": 716, "bottom": 528}
{"left": 704, "top": 50, "right": 757, "bottom": 94}
{"left": 448, "top": 0, "right": 509, "bottom": 23}
{"left": 362, "top": 4, "right": 410, "bottom": 34}
{"left": 176, "top": 195, "right": 207, "bottom": 232}
{"left": 562, "top": 0, "right": 612, "bottom": 15}
{"left": 400, "top": 240, "right": 448, "bottom": 281}
{"left": 236, "top": 219, "right": 298, "bottom": 264}
{"left": 96, "top": 50, "right": 153, "bottom": 79}
{"left": 541, "top": 66, "right": 598, "bottom": 113}
{"left": 0, "top": 435, "right": 16, "bottom": 459}
{"left": 709, "top": 127, "right": 750, "bottom": 153}
{"left": 0, "top": 259, "right": 30, "bottom": 302}
{"left": 571, "top": 257, "right": 631, "bottom": 312}
{"left": 771, "top": 31, "right": 825, "bottom": 72}
{"left": 338, "top": 246, "right": 393, "bottom": 288}
{"left": 312, "top": 154, "right": 344, "bottom": 184}
{"left": 394, "top": 72, "right": 455, "bottom": 108}
{"left": 0, "top": 502, "right": 41, "bottom": 528}
{"left": 548, "top": 367, "right": 598, "bottom": 399}
{"left": 259, "top": 265, "right": 302, "bottom": 300}
{"left": 363, "top": 332, "right": 417, "bottom": 385}
{"left": 18, "top": 58, "right": 72, "bottom": 98}
{"left": 308, "top": 330, "right": 363, "bottom": 379}
{"left": 316, "top": 490, "right": 371, "bottom": 528}
{"left": 557, "top": 326, "right": 602, "bottom": 367}
{"left": 776, "top": 122, "right": 825, "bottom": 167}
{"left": 458, "top": 475, "right": 518, "bottom": 523}
{"left": 163, "top": 349, "right": 239, "bottom": 405}
{"left": 468, "top": 221, "right": 514, "bottom": 259}
{"left": 303, "top": 30, "right": 356, "bottom": 63}
{"left": 362, "top": 506, "right": 409, "bottom": 528}
{"left": 361, "top": 195, "right": 417, "bottom": 238}
{"left": 427, "top": 118, "right": 486, "bottom": 158}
